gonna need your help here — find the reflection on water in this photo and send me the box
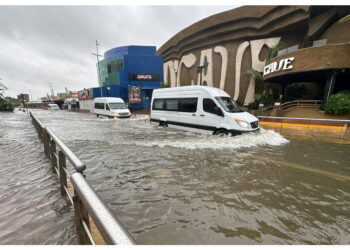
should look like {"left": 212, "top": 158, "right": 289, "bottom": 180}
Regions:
{"left": 2, "top": 110, "right": 350, "bottom": 244}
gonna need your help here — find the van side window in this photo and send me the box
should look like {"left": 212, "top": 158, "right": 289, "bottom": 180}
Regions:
{"left": 203, "top": 98, "right": 223, "bottom": 116}
{"left": 153, "top": 99, "right": 165, "bottom": 110}
{"left": 153, "top": 98, "right": 197, "bottom": 112}
{"left": 165, "top": 99, "right": 178, "bottom": 111}
{"left": 94, "top": 103, "right": 104, "bottom": 109}
{"left": 179, "top": 98, "right": 197, "bottom": 112}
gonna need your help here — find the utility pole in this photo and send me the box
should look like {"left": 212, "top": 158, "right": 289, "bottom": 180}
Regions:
{"left": 49, "top": 82, "right": 54, "bottom": 98}
{"left": 92, "top": 40, "right": 103, "bottom": 97}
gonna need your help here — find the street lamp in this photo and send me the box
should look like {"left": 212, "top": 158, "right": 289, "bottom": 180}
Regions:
{"left": 196, "top": 62, "right": 209, "bottom": 86}
{"left": 92, "top": 40, "right": 103, "bottom": 97}
{"left": 106, "top": 86, "right": 110, "bottom": 97}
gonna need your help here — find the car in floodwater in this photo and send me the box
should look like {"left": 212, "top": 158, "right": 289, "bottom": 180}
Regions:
{"left": 48, "top": 103, "right": 59, "bottom": 111}
{"left": 94, "top": 97, "right": 131, "bottom": 118}
{"left": 150, "top": 86, "right": 259, "bottom": 136}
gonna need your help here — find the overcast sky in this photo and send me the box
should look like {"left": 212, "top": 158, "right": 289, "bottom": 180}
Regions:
{"left": 0, "top": 5, "right": 236, "bottom": 100}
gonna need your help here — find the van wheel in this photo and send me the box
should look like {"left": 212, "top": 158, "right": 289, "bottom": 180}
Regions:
{"left": 214, "top": 129, "right": 229, "bottom": 136}
{"left": 159, "top": 121, "right": 168, "bottom": 127}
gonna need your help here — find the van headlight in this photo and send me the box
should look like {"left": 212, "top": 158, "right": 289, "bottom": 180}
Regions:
{"left": 235, "top": 119, "right": 250, "bottom": 128}
{"left": 112, "top": 112, "right": 117, "bottom": 116}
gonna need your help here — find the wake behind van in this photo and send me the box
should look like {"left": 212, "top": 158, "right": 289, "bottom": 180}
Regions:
{"left": 150, "top": 86, "right": 259, "bottom": 136}
{"left": 94, "top": 97, "right": 131, "bottom": 118}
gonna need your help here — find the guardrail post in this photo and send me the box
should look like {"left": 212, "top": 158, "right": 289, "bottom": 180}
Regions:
{"left": 43, "top": 129, "right": 49, "bottom": 157}
{"left": 50, "top": 140, "right": 57, "bottom": 173}
{"left": 73, "top": 195, "right": 91, "bottom": 245}
{"left": 40, "top": 127, "right": 44, "bottom": 142}
{"left": 58, "top": 151, "right": 67, "bottom": 196}
{"left": 306, "top": 119, "right": 311, "bottom": 136}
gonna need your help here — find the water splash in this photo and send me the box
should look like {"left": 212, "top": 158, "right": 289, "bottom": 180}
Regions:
{"left": 129, "top": 128, "right": 289, "bottom": 150}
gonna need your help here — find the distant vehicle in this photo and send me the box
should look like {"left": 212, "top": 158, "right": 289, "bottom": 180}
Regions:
{"left": 94, "top": 97, "right": 131, "bottom": 118}
{"left": 150, "top": 86, "right": 260, "bottom": 136}
{"left": 48, "top": 103, "right": 60, "bottom": 111}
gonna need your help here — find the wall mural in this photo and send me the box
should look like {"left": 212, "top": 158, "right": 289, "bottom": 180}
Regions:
{"left": 163, "top": 37, "right": 281, "bottom": 105}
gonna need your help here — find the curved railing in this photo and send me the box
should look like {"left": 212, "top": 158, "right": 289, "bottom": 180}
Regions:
{"left": 279, "top": 100, "right": 322, "bottom": 111}
{"left": 30, "top": 111, "right": 136, "bottom": 245}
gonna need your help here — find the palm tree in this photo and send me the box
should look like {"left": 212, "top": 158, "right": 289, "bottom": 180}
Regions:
{"left": 339, "top": 14, "right": 350, "bottom": 23}
{"left": 267, "top": 41, "right": 285, "bottom": 59}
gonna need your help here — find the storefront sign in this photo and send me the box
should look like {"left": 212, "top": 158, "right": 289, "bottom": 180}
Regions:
{"left": 69, "top": 92, "right": 78, "bottom": 99}
{"left": 128, "top": 85, "right": 142, "bottom": 104}
{"left": 263, "top": 57, "right": 295, "bottom": 76}
{"left": 128, "top": 73, "right": 160, "bottom": 81}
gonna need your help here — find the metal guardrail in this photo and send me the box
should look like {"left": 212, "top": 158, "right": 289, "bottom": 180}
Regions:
{"left": 258, "top": 116, "right": 350, "bottom": 123}
{"left": 273, "top": 39, "right": 327, "bottom": 58}
{"left": 279, "top": 100, "right": 322, "bottom": 111}
{"left": 30, "top": 111, "right": 136, "bottom": 245}
{"left": 71, "top": 173, "right": 135, "bottom": 245}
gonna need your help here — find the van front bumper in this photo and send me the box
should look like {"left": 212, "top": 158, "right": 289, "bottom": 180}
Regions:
{"left": 229, "top": 128, "right": 260, "bottom": 136}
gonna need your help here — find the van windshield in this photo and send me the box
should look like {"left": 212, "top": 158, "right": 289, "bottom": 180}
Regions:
{"left": 108, "top": 103, "right": 127, "bottom": 110}
{"left": 215, "top": 97, "right": 243, "bottom": 113}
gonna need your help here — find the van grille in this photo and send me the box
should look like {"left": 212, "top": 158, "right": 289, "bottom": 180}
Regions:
{"left": 118, "top": 112, "right": 129, "bottom": 116}
{"left": 250, "top": 121, "right": 259, "bottom": 129}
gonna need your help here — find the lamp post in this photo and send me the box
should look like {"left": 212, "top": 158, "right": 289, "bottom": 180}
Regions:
{"left": 196, "top": 62, "right": 208, "bottom": 86}
{"left": 92, "top": 40, "right": 103, "bottom": 97}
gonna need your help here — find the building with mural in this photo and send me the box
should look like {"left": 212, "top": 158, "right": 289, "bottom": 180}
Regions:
{"left": 158, "top": 6, "right": 350, "bottom": 106}
{"left": 97, "top": 45, "right": 163, "bottom": 110}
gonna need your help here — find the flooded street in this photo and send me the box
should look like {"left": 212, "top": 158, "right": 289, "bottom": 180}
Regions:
{"left": 0, "top": 111, "right": 77, "bottom": 244}
{"left": 1, "top": 110, "right": 350, "bottom": 244}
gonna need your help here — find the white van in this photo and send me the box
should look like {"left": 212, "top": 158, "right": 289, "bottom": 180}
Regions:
{"left": 48, "top": 103, "right": 60, "bottom": 111}
{"left": 94, "top": 97, "right": 131, "bottom": 118}
{"left": 150, "top": 86, "right": 259, "bottom": 136}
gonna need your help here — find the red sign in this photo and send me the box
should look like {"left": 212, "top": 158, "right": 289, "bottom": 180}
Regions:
{"left": 128, "top": 85, "right": 142, "bottom": 104}
{"left": 69, "top": 93, "right": 78, "bottom": 98}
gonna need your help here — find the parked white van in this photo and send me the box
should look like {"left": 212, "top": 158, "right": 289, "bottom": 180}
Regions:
{"left": 48, "top": 103, "right": 60, "bottom": 111}
{"left": 94, "top": 97, "right": 131, "bottom": 118}
{"left": 150, "top": 86, "right": 259, "bottom": 136}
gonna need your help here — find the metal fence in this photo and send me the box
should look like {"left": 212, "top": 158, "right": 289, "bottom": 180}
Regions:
{"left": 30, "top": 111, "right": 136, "bottom": 245}
{"left": 258, "top": 116, "right": 350, "bottom": 142}
{"left": 278, "top": 100, "right": 322, "bottom": 111}
{"left": 273, "top": 39, "right": 327, "bottom": 58}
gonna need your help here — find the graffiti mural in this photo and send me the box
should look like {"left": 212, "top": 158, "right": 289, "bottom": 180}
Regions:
{"left": 163, "top": 37, "right": 280, "bottom": 105}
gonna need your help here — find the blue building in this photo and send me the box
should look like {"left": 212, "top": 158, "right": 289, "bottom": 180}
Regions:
{"left": 96, "top": 45, "right": 163, "bottom": 110}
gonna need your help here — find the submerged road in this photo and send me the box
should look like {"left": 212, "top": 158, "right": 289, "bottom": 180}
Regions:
{"left": 1, "top": 110, "right": 350, "bottom": 244}
{"left": 0, "top": 111, "right": 77, "bottom": 244}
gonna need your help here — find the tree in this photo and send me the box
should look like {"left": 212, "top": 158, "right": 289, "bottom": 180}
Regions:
{"left": 267, "top": 41, "right": 285, "bottom": 59}
{"left": 246, "top": 69, "right": 264, "bottom": 83}
{"left": 159, "top": 82, "right": 170, "bottom": 88}
{"left": 339, "top": 14, "right": 350, "bottom": 23}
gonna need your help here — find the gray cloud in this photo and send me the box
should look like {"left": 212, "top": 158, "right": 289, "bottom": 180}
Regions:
{"left": 0, "top": 5, "right": 235, "bottom": 100}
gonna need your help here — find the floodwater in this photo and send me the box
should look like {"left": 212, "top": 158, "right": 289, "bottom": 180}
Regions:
{"left": 1, "top": 110, "right": 350, "bottom": 244}
{"left": 0, "top": 111, "right": 77, "bottom": 244}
